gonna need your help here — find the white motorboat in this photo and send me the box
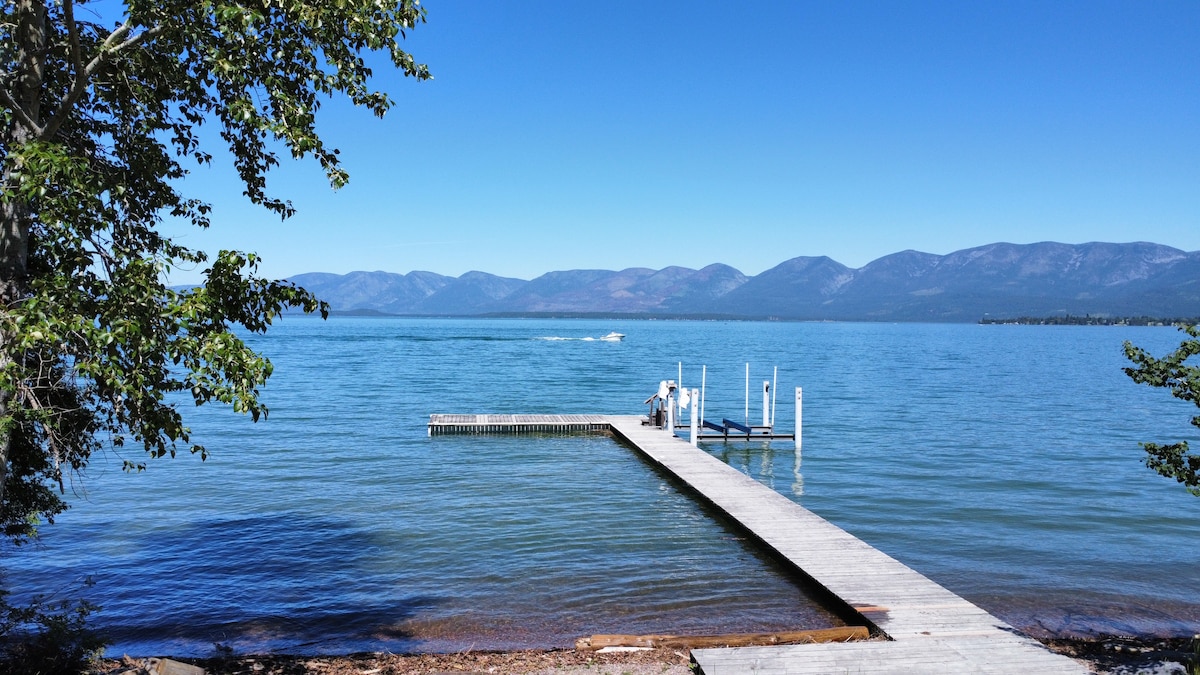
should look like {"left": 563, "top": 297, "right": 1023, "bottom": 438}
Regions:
{"left": 599, "top": 331, "right": 625, "bottom": 341}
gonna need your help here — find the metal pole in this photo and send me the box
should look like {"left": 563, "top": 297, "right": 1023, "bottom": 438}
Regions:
{"left": 678, "top": 362, "right": 683, "bottom": 419}
{"left": 689, "top": 388, "right": 699, "bottom": 446}
{"left": 762, "top": 380, "right": 770, "bottom": 427}
{"left": 700, "top": 365, "right": 706, "bottom": 431}
{"left": 795, "top": 387, "right": 803, "bottom": 451}
{"left": 657, "top": 379, "right": 668, "bottom": 429}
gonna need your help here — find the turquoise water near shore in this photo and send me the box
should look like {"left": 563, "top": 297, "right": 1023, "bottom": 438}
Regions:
{"left": 4, "top": 318, "right": 1199, "bottom": 654}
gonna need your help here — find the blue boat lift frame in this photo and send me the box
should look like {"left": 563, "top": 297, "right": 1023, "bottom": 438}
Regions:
{"left": 690, "top": 417, "right": 795, "bottom": 441}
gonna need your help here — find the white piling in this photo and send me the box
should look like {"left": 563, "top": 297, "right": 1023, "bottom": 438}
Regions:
{"left": 794, "top": 387, "right": 803, "bottom": 451}
{"left": 689, "top": 388, "right": 699, "bottom": 446}
{"left": 700, "top": 366, "right": 707, "bottom": 430}
{"left": 793, "top": 444, "right": 804, "bottom": 496}
{"left": 666, "top": 391, "right": 675, "bottom": 434}
{"left": 762, "top": 380, "right": 770, "bottom": 427}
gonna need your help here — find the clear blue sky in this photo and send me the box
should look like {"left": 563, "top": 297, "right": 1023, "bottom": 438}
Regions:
{"left": 163, "top": 0, "right": 1199, "bottom": 284}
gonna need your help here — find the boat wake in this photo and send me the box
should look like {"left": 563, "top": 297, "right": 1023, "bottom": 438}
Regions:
{"left": 537, "top": 332, "right": 625, "bottom": 342}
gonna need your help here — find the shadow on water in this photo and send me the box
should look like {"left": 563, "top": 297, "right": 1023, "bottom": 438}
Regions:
{"left": 4, "top": 514, "right": 445, "bottom": 656}
{"left": 106, "top": 604, "right": 435, "bottom": 656}
{"left": 998, "top": 593, "right": 1200, "bottom": 640}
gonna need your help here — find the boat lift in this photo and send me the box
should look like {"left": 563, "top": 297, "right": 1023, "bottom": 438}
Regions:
{"left": 644, "top": 363, "right": 802, "bottom": 447}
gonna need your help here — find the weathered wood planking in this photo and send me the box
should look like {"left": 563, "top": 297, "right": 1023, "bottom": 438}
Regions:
{"left": 426, "top": 414, "right": 1089, "bottom": 673}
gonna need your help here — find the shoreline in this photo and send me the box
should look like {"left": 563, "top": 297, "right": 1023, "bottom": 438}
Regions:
{"left": 99, "top": 634, "right": 1200, "bottom": 674}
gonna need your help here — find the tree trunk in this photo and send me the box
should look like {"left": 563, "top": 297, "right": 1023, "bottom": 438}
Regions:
{"left": 0, "top": 0, "right": 46, "bottom": 511}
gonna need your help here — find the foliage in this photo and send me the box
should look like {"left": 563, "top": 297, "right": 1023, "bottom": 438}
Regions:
{"left": 0, "top": 0, "right": 429, "bottom": 542}
{"left": 0, "top": 582, "right": 105, "bottom": 675}
{"left": 1123, "top": 324, "right": 1200, "bottom": 495}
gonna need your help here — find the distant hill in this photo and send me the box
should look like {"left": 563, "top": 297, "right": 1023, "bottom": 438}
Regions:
{"left": 287, "top": 242, "right": 1200, "bottom": 322}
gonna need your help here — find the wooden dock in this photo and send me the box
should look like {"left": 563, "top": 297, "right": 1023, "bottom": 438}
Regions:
{"left": 428, "top": 414, "right": 609, "bottom": 435}
{"left": 427, "top": 413, "right": 1089, "bottom": 674}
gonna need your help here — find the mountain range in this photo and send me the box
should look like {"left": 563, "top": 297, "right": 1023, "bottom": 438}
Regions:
{"left": 287, "top": 242, "right": 1200, "bottom": 322}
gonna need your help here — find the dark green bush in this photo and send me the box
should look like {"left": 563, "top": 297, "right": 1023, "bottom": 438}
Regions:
{"left": 0, "top": 587, "right": 106, "bottom": 675}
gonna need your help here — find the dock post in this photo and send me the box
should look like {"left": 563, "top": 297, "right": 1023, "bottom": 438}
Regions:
{"left": 677, "top": 362, "right": 683, "bottom": 416}
{"left": 762, "top": 380, "right": 770, "bottom": 427}
{"left": 666, "top": 391, "right": 675, "bottom": 435}
{"left": 689, "top": 389, "right": 699, "bottom": 446}
{"left": 795, "top": 387, "right": 803, "bottom": 451}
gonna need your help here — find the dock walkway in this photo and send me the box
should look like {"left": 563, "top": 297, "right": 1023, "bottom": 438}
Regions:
{"left": 428, "top": 414, "right": 609, "bottom": 435}
{"left": 428, "top": 414, "right": 1088, "bottom": 674}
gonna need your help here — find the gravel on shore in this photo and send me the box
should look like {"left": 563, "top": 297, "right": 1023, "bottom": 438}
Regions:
{"left": 104, "top": 647, "right": 696, "bottom": 675}
{"left": 100, "top": 635, "right": 1200, "bottom": 674}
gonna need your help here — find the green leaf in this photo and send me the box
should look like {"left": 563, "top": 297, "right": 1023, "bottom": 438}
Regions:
{"left": 1124, "top": 324, "right": 1200, "bottom": 496}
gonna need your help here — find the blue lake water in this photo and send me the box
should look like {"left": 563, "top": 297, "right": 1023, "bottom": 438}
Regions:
{"left": 4, "top": 317, "right": 1200, "bottom": 655}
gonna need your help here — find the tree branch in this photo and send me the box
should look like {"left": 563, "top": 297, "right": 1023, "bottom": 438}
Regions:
{"left": 63, "top": 0, "right": 84, "bottom": 88}
{"left": 0, "top": 85, "right": 45, "bottom": 137}
{"left": 41, "top": 19, "right": 168, "bottom": 141}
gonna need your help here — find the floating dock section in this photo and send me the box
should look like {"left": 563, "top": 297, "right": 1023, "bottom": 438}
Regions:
{"left": 428, "top": 414, "right": 609, "bottom": 435}
{"left": 427, "top": 413, "right": 1088, "bottom": 674}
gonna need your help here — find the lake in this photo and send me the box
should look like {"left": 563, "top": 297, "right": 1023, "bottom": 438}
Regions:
{"left": 4, "top": 318, "right": 1199, "bottom": 655}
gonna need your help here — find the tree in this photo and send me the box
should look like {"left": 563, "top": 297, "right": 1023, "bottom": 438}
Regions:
{"left": 0, "top": 0, "right": 430, "bottom": 543}
{"left": 1123, "top": 324, "right": 1200, "bottom": 495}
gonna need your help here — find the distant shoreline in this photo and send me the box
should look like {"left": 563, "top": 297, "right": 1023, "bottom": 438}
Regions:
{"left": 978, "top": 315, "right": 1200, "bottom": 326}
{"left": 320, "top": 309, "right": 1199, "bottom": 326}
